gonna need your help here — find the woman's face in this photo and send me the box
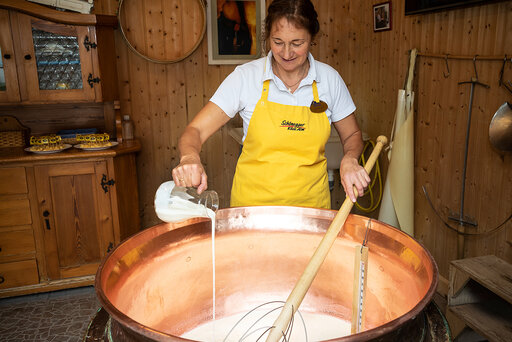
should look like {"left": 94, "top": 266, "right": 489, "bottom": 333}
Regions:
{"left": 270, "top": 17, "right": 311, "bottom": 73}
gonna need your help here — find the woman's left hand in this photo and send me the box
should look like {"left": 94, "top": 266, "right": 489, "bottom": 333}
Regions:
{"left": 339, "top": 155, "right": 370, "bottom": 203}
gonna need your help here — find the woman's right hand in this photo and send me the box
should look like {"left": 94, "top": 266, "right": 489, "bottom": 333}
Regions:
{"left": 172, "top": 154, "right": 208, "bottom": 194}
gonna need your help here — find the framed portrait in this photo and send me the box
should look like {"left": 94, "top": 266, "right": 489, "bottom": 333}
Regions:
{"left": 373, "top": 2, "right": 392, "bottom": 32}
{"left": 207, "top": 0, "right": 266, "bottom": 65}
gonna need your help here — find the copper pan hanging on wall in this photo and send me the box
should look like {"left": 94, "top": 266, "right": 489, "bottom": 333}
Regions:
{"left": 489, "top": 101, "right": 512, "bottom": 151}
{"left": 117, "top": 0, "right": 206, "bottom": 63}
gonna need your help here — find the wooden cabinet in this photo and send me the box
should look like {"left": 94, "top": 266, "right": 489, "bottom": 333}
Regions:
{"left": 0, "top": 0, "right": 118, "bottom": 104}
{"left": 34, "top": 161, "right": 116, "bottom": 280}
{"left": 0, "top": 141, "right": 141, "bottom": 297}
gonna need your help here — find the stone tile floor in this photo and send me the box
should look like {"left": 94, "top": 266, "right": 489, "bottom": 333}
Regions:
{"left": 0, "top": 286, "right": 100, "bottom": 342}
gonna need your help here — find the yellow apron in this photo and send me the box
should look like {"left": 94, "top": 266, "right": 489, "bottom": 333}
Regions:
{"left": 230, "top": 79, "right": 331, "bottom": 208}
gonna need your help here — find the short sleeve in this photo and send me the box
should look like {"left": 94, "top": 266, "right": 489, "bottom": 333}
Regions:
{"left": 328, "top": 70, "right": 356, "bottom": 123}
{"left": 210, "top": 67, "right": 245, "bottom": 118}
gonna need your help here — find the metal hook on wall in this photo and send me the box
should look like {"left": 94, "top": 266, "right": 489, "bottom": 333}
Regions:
{"left": 443, "top": 55, "right": 450, "bottom": 78}
{"left": 472, "top": 55, "right": 479, "bottom": 80}
{"left": 498, "top": 55, "right": 512, "bottom": 94}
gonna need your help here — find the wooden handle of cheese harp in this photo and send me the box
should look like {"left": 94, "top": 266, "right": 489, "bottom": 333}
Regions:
{"left": 266, "top": 135, "right": 388, "bottom": 342}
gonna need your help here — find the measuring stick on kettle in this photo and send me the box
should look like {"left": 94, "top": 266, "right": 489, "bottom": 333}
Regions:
{"left": 266, "top": 135, "right": 388, "bottom": 342}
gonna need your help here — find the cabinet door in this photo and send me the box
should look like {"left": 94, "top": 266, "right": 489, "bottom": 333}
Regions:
{"left": 0, "top": 9, "right": 21, "bottom": 103}
{"left": 14, "top": 13, "right": 99, "bottom": 102}
{"left": 34, "top": 161, "right": 115, "bottom": 280}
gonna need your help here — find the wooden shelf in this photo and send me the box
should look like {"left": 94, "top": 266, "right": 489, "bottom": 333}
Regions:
{"left": 448, "top": 255, "right": 512, "bottom": 342}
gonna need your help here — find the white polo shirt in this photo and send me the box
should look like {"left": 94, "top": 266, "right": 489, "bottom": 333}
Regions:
{"left": 210, "top": 52, "right": 356, "bottom": 142}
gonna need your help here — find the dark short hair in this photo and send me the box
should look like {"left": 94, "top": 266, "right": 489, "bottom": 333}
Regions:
{"left": 264, "top": 0, "right": 320, "bottom": 41}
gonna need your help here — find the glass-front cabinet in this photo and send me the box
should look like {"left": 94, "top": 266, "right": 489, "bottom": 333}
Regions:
{"left": 0, "top": 10, "right": 103, "bottom": 104}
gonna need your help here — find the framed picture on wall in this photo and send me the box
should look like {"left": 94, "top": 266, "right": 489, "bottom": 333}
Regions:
{"left": 207, "top": 0, "right": 266, "bottom": 65}
{"left": 373, "top": 2, "right": 392, "bottom": 32}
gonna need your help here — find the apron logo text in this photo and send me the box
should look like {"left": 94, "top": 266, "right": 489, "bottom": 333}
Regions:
{"left": 280, "top": 120, "right": 306, "bottom": 131}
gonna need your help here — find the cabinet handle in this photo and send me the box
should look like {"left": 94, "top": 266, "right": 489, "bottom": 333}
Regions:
{"left": 3, "top": 54, "right": 11, "bottom": 59}
{"left": 43, "top": 210, "right": 51, "bottom": 230}
{"left": 24, "top": 54, "right": 32, "bottom": 60}
{"left": 0, "top": 276, "right": 4, "bottom": 284}
{"left": 83, "top": 35, "right": 97, "bottom": 51}
{"left": 100, "top": 174, "right": 115, "bottom": 193}
{"left": 87, "top": 73, "right": 101, "bottom": 88}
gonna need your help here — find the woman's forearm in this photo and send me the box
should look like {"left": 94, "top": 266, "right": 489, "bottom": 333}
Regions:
{"left": 178, "top": 126, "right": 203, "bottom": 163}
{"left": 341, "top": 129, "right": 364, "bottom": 160}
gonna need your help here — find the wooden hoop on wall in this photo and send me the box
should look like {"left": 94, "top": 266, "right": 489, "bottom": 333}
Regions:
{"left": 117, "top": 0, "right": 206, "bottom": 64}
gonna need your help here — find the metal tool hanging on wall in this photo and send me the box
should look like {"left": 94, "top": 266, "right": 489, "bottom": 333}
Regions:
{"left": 450, "top": 57, "right": 489, "bottom": 258}
{"left": 449, "top": 56, "right": 489, "bottom": 227}
{"left": 423, "top": 56, "right": 490, "bottom": 259}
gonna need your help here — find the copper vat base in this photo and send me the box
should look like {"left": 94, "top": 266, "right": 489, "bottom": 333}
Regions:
{"left": 84, "top": 304, "right": 450, "bottom": 342}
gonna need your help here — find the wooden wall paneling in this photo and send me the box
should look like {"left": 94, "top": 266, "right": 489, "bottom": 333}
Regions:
{"left": 445, "top": 12, "right": 472, "bottom": 271}
{"left": 130, "top": 55, "right": 155, "bottom": 227}
{"left": 415, "top": 18, "right": 437, "bottom": 269}
{"left": 458, "top": 6, "right": 489, "bottom": 259}
{"left": 315, "top": 0, "right": 331, "bottom": 66}
{"left": 418, "top": 11, "right": 443, "bottom": 273}
{"left": 166, "top": 62, "right": 187, "bottom": 178}
{"left": 433, "top": 12, "right": 458, "bottom": 277}
{"left": 350, "top": 0, "right": 370, "bottom": 136}
{"left": 123, "top": 0, "right": 155, "bottom": 225}
{"left": 144, "top": 0, "right": 172, "bottom": 206}
{"left": 183, "top": 40, "right": 206, "bottom": 195}
{"left": 463, "top": 7, "right": 485, "bottom": 255}
{"left": 161, "top": 0, "right": 188, "bottom": 214}
{"left": 115, "top": 30, "right": 133, "bottom": 147}
{"left": 471, "top": 30, "right": 504, "bottom": 258}
{"left": 147, "top": 59, "right": 171, "bottom": 186}
{"left": 201, "top": 40, "right": 226, "bottom": 205}
{"left": 438, "top": 75, "right": 458, "bottom": 277}
{"left": 220, "top": 63, "right": 242, "bottom": 208}
{"left": 436, "top": 6, "right": 459, "bottom": 260}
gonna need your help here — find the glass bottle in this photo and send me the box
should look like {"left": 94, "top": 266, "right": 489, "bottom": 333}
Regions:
{"left": 122, "top": 115, "right": 134, "bottom": 140}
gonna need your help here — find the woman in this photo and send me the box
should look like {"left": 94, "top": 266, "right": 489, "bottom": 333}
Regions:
{"left": 172, "top": 0, "right": 369, "bottom": 207}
